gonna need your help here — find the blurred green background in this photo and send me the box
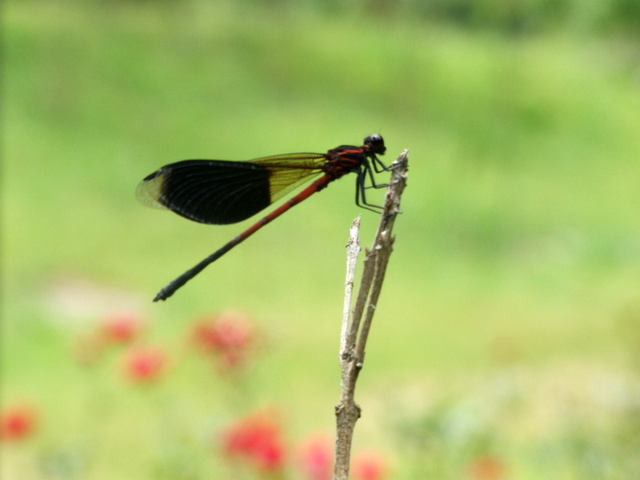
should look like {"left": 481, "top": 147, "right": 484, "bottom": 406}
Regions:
{"left": 3, "top": 0, "right": 640, "bottom": 478}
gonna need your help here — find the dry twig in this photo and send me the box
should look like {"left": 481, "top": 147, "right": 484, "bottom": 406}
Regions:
{"left": 334, "top": 149, "right": 409, "bottom": 480}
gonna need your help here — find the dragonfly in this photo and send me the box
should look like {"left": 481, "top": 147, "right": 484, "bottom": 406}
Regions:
{"left": 137, "top": 134, "right": 389, "bottom": 301}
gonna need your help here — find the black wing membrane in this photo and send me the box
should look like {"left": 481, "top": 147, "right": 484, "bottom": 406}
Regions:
{"left": 136, "top": 154, "right": 326, "bottom": 225}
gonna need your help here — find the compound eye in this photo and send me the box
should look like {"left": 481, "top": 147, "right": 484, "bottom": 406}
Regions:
{"left": 364, "top": 134, "right": 381, "bottom": 144}
{"left": 364, "top": 134, "right": 386, "bottom": 154}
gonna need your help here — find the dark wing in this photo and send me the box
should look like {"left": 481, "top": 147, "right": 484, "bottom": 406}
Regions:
{"left": 136, "top": 154, "right": 326, "bottom": 225}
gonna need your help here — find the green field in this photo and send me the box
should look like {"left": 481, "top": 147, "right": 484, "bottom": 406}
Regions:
{"left": 3, "top": 1, "right": 640, "bottom": 478}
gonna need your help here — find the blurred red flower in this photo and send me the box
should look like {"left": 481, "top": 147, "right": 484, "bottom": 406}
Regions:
{"left": 297, "top": 433, "right": 333, "bottom": 480}
{"left": 71, "top": 311, "right": 144, "bottom": 365}
{"left": 352, "top": 450, "right": 387, "bottom": 480}
{"left": 0, "top": 404, "right": 37, "bottom": 441}
{"left": 221, "top": 411, "right": 285, "bottom": 473}
{"left": 123, "top": 346, "right": 166, "bottom": 382}
{"left": 467, "top": 455, "right": 507, "bottom": 480}
{"left": 191, "top": 311, "right": 254, "bottom": 370}
{"left": 101, "top": 311, "right": 144, "bottom": 343}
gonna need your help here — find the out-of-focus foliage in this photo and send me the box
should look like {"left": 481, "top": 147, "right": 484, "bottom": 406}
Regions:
{"left": 103, "top": 0, "right": 640, "bottom": 37}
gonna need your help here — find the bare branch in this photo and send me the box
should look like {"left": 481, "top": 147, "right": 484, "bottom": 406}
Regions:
{"left": 334, "top": 149, "right": 409, "bottom": 480}
{"left": 341, "top": 217, "right": 362, "bottom": 356}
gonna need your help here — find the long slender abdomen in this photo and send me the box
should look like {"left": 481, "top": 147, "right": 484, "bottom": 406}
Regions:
{"left": 154, "top": 175, "right": 334, "bottom": 301}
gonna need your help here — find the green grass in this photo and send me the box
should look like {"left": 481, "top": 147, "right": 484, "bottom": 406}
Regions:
{"left": 3, "top": 1, "right": 640, "bottom": 478}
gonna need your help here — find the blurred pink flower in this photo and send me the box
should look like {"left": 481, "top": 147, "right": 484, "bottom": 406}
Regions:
{"left": 123, "top": 346, "right": 166, "bottom": 382}
{"left": 297, "top": 433, "right": 333, "bottom": 480}
{"left": 191, "top": 311, "right": 254, "bottom": 371}
{"left": 101, "top": 311, "right": 144, "bottom": 343}
{"left": 352, "top": 450, "right": 387, "bottom": 480}
{"left": 466, "top": 455, "right": 507, "bottom": 480}
{"left": 0, "top": 404, "right": 37, "bottom": 441}
{"left": 221, "top": 411, "right": 285, "bottom": 473}
{"left": 74, "top": 311, "right": 145, "bottom": 365}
